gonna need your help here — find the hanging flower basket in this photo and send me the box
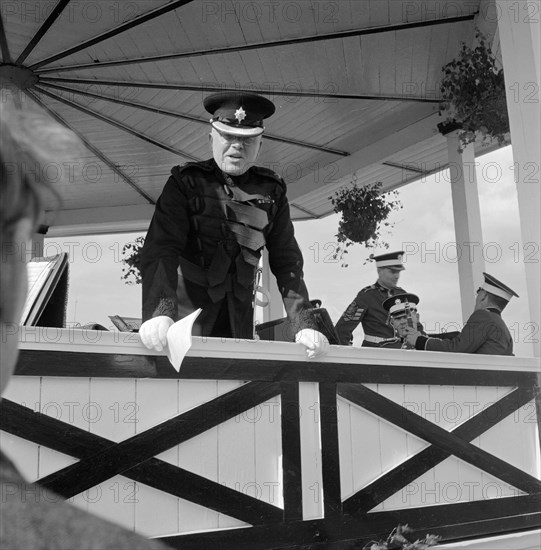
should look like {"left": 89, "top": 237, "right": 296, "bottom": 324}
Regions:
{"left": 329, "top": 181, "right": 402, "bottom": 267}
{"left": 438, "top": 29, "right": 510, "bottom": 151}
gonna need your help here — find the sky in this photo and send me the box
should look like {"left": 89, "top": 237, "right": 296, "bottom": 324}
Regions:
{"left": 44, "top": 144, "right": 537, "bottom": 357}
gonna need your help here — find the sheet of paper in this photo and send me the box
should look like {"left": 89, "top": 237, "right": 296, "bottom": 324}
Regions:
{"left": 166, "top": 308, "right": 202, "bottom": 372}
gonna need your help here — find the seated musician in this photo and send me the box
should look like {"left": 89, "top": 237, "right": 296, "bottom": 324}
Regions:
{"left": 382, "top": 293, "right": 424, "bottom": 349}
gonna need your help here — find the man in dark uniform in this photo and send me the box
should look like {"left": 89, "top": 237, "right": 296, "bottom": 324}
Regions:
{"left": 405, "top": 272, "right": 518, "bottom": 355}
{"left": 139, "top": 91, "right": 329, "bottom": 358}
{"left": 334, "top": 251, "right": 420, "bottom": 347}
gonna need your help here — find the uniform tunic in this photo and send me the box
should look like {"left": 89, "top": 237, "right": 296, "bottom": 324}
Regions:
{"left": 334, "top": 282, "right": 409, "bottom": 346}
{"left": 415, "top": 307, "right": 514, "bottom": 355}
{"left": 141, "top": 159, "right": 315, "bottom": 339}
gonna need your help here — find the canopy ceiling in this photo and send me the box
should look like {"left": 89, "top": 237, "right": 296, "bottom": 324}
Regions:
{"left": 0, "top": 0, "right": 500, "bottom": 235}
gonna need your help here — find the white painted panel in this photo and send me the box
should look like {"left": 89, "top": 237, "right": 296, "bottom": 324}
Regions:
{"left": 337, "top": 396, "right": 354, "bottom": 499}
{"left": 135, "top": 379, "right": 179, "bottom": 433}
{"left": 178, "top": 380, "right": 217, "bottom": 414}
{"left": 1, "top": 376, "right": 42, "bottom": 482}
{"left": 476, "top": 387, "right": 513, "bottom": 495}
{"left": 254, "top": 395, "right": 282, "bottom": 507}
{"left": 431, "top": 386, "right": 461, "bottom": 504}
{"left": 2, "top": 376, "right": 41, "bottom": 409}
{"left": 403, "top": 385, "right": 431, "bottom": 455}
{"left": 299, "top": 382, "right": 323, "bottom": 520}
{"left": 0, "top": 432, "right": 40, "bottom": 483}
{"left": 86, "top": 475, "right": 137, "bottom": 532}
{"left": 375, "top": 385, "right": 408, "bottom": 511}
{"left": 86, "top": 378, "right": 137, "bottom": 523}
{"left": 175, "top": 380, "right": 239, "bottom": 531}
{"left": 350, "top": 398, "right": 385, "bottom": 496}
{"left": 38, "top": 378, "right": 89, "bottom": 479}
{"left": 133, "top": 481, "right": 180, "bottom": 537}
{"left": 217, "top": 404, "right": 256, "bottom": 528}
{"left": 133, "top": 379, "right": 180, "bottom": 535}
{"left": 474, "top": 388, "right": 538, "bottom": 492}
{"left": 89, "top": 378, "right": 137, "bottom": 442}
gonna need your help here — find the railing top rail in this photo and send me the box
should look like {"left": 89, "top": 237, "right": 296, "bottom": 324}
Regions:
{"left": 15, "top": 326, "right": 540, "bottom": 374}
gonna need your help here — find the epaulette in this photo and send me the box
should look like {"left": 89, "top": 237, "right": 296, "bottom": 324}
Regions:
{"left": 172, "top": 159, "right": 214, "bottom": 177}
{"left": 360, "top": 284, "right": 377, "bottom": 293}
{"left": 251, "top": 165, "right": 286, "bottom": 189}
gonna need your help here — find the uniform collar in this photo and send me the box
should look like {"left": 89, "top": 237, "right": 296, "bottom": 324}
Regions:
{"left": 485, "top": 307, "right": 502, "bottom": 315}
{"left": 375, "top": 280, "right": 394, "bottom": 293}
{"left": 212, "top": 159, "right": 251, "bottom": 185}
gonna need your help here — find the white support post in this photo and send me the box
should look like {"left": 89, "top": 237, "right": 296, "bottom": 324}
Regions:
{"left": 444, "top": 132, "right": 486, "bottom": 323}
{"left": 497, "top": 0, "right": 541, "bottom": 357}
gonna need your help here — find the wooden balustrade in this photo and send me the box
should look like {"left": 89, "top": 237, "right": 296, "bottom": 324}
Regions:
{"left": 0, "top": 328, "right": 539, "bottom": 549}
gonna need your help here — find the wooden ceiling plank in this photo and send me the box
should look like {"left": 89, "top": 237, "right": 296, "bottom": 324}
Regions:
{"left": 24, "top": 89, "right": 156, "bottom": 205}
{"left": 394, "top": 29, "right": 415, "bottom": 97}
{"left": 28, "top": 0, "right": 195, "bottom": 70}
{"left": 34, "top": 85, "right": 199, "bottom": 162}
{"left": 34, "top": 14, "right": 476, "bottom": 74}
{"left": 409, "top": 25, "right": 435, "bottom": 101}
{"left": 39, "top": 76, "right": 440, "bottom": 103}
{"left": 16, "top": 0, "right": 71, "bottom": 64}
{"left": 39, "top": 81, "right": 348, "bottom": 157}
{"left": 287, "top": 109, "right": 440, "bottom": 201}
{"left": 0, "top": 12, "right": 13, "bottom": 63}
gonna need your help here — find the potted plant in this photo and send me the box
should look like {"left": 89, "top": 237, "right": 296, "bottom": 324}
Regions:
{"left": 329, "top": 181, "right": 402, "bottom": 267}
{"left": 120, "top": 236, "right": 145, "bottom": 285}
{"left": 363, "top": 523, "right": 441, "bottom": 550}
{"left": 438, "top": 29, "right": 510, "bottom": 151}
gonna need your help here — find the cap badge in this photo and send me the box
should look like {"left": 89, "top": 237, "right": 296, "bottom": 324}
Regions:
{"left": 235, "top": 107, "right": 246, "bottom": 123}
{"left": 395, "top": 298, "right": 401, "bottom": 304}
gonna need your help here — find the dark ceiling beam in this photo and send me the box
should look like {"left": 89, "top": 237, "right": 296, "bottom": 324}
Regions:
{"left": 28, "top": 0, "right": 194, "bottom": 70}
{"left": 25, "top": 89, "right": 156, "bottom": 205}
{"left": 16, "top": 0, "right": 72, "bottom": 64}
{"left": 39, "top": 81, "right": 350, "bottom": 157}
{"left": 35, "top": 13, "right": 476, "bottom": 74}
{"left": 0, "top": 14, "right": 13, "bottom": 63}
{"left": 382, "top": 161, "right": 429, "bottom": 174}
{"left": 39, "top": 81, "right": 204, "bottom": 123}
{"left": 39, "top": 77, "right": 439, "bottom": 103}
{"left": 34, "top": 85, "right": 200, "bottom": 162}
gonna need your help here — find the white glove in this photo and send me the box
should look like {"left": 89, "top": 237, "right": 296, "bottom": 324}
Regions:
{"left": 295, "top": 329, "right": 330, "bottom": 359}
{"left": 139, "top": 316, "right": 174, "bottom": 351}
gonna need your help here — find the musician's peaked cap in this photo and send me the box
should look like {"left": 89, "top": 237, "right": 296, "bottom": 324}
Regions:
{"left": 481, "top": 272, "right": 519, "bottom": 302}
{"left": 204, "top": 92, "right": 275, "bottom": 137}
{"left": 370, "top": 250, "right": 405, "bottom": 270}
{"left": 383, "top": 293, "right": 420, "bottom": 316}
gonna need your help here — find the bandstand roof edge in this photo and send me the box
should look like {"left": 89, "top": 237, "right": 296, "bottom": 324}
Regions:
{"left": 0, "top": 0, "right": 504, "bottom": 234}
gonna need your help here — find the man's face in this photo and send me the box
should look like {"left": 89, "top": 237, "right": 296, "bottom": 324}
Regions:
{"left": 377, "top": 267, "right": 402, "bottom": 289}
{"left": 390, "top": 309, "right": 420, "bottom": 337}
{"left": 210, "top": 128, "right": 262, "bottom": 175}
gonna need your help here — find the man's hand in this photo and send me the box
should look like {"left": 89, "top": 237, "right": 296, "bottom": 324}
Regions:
{"left": 404, "top": 327, "right": 421, "bottom": 348}
{"left": 139, "top": 316, "right": 174, "bottom": 351}
{"left": 295, "top": 329, "right": 330, "bottom": 359}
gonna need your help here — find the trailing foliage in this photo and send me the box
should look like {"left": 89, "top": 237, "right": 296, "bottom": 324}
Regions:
{"left": 363, "top": 524, "right": 441, "bottom": 550}
{"left": 120, "top": 236, "right": 144, "bottom": 285}
{"left": 438, "top": 29, "right": 509, "bottom": 151}
{"left": 329, "top": 181, "right": 401, "bottom": 267}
